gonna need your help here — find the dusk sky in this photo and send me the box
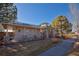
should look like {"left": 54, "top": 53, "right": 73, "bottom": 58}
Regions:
{"left": 16, "top": 3, "right": 74, "bottom": 25}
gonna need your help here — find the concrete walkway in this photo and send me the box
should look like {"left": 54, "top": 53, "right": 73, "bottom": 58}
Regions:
{"left": 39, "top": 39, "right": 75, "bottom": 56}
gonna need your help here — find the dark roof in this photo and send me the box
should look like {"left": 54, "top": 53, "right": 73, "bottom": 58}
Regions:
{"left": 13, "top": 22, "right": 40, "bottom": 28}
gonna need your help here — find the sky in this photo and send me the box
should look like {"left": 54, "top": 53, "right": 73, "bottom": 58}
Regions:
{"left": 16, "top": 3, "right": 74, "bottom": 25}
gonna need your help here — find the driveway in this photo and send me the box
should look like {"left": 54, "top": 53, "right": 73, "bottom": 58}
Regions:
{"left": 39, "top": 39, "right": 75, "bottom": 56}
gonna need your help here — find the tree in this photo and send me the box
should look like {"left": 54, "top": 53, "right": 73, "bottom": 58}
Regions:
{"left": 0, "top": 3, "right": 17, "bottom": 41}
{"left": 0, "top": 3, "right": 17, "bottom": 23}
{"left": 51, "top": 16, "right": 72, "bottom": 35}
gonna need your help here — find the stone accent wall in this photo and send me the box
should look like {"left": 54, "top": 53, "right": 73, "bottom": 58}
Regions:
{"left": 12, "top": 30, "right": 42, "bottom": 42}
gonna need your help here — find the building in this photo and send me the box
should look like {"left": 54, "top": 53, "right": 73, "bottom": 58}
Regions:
{"left": 40, "top": 22, "right": 50, "bottom": 39}
{"left": 0, "top": 22, "right": 47, "bottom": 43}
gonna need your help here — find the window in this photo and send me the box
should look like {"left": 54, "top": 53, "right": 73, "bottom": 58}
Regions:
{"left": 18, "top": 29, "right": 21, "bottom": 32}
